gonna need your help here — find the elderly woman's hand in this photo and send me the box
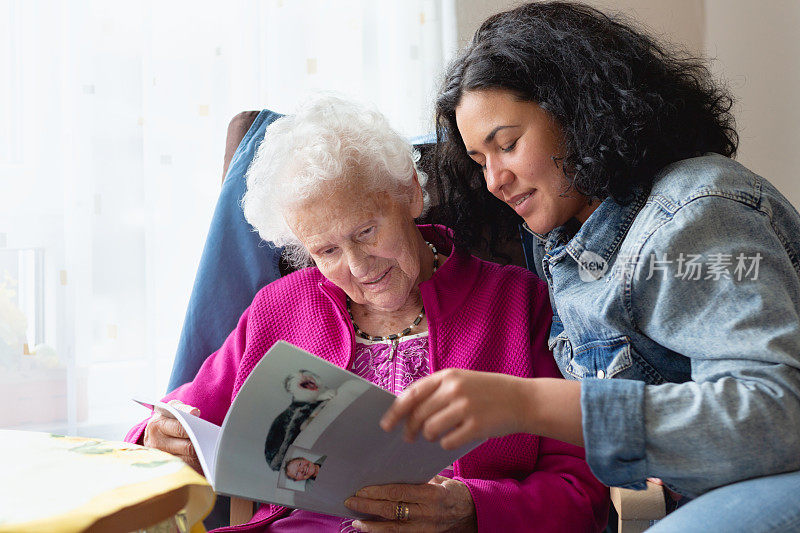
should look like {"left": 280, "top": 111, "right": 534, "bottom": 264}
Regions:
{"left": 143, "top": 399, "right": 202, "bottom": 474}
{"left": 345, "top": 475, "right": 476, "bottom": 532}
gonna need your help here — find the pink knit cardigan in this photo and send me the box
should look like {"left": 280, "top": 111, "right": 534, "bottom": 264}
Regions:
{"left": 126, "top": 226, "right": 609, "bottom": 532}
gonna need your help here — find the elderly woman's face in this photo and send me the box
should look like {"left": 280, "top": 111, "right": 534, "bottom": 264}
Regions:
{"left": 287, "top": 179, "right": 425, "bottom": 313}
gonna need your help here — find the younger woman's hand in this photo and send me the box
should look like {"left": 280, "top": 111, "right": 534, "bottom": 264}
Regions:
{"left": 380, "top": 368, "right": 527, "bottom": 450}
{"left": 143, "top": 399, "right": 202, "bottom": 473}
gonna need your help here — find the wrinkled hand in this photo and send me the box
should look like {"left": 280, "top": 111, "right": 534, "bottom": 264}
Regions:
{"left": 380, "top": 369, "right": 525, "bottom": 450}
{"left": 345, "top": 476, "right": 476, "bottom": 532}
{"left": 143, "top": 399, "right": 202, "bottom": 474}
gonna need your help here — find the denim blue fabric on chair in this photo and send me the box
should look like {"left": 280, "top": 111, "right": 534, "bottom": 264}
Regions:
{"left": 167, "top": 110, "right": 284, "bottom": 393}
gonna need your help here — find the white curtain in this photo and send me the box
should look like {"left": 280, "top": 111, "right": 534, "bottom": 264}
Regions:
{"left": 0, "top": 0, "right": 455, "bottom": 439}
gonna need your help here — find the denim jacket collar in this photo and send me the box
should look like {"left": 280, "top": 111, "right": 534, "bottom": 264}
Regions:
{"left": 526, "top": 188, "right": 649, "bottom": 265}
{"left": 566, "top": 189, "right": 649, "bottom": 265}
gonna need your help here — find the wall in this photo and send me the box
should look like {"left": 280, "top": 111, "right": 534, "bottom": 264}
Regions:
{"left": 705, "top": 0, "right": 800, "bottom": 208}
{"left": 455, "top": 0, "right": 704, "bottom": 53}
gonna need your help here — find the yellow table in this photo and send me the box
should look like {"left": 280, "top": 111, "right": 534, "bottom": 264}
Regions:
{"left": 0, "top": 430, "right": 215, "bottom": 533}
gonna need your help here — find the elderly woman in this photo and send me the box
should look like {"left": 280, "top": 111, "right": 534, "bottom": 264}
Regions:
{"left": 125, "top": 96, "right": 608, "bottom": 532}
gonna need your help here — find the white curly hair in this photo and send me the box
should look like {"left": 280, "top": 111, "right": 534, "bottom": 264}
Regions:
{"left": 242, "top": 95, "right": 429, "bottom": 267}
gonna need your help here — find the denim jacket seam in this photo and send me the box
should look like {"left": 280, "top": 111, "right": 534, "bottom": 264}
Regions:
{"left": 620, "top": 204, "right": 676, "bottom": 331}
{"left": 747, "top": 178, "right": 800, "bottom": 273}
{"left": 599, "top": 199, "right": 642, "bottom": 261}
{"left": 672, "top": 187, "right": 800, "bottom": 274}
{"left": 546, "top": 247, "right": 570, "bottom": 266}
{"left": 598, "top": 336, "right": 636, "bottom": 378}
{"left": 688, "top": 189, "right": 759, "bottom": 208}
{"left": 767, "top": 215, "right": 800, "bottom": 275}
{"left": 666, "top": 188, "right": 761, "bottom": 214}
{"left": 572, "top": 337, "right": 629, "bottom": 355}
{"left": 631, "top": 349, "right": 668, "bottom": 385}
{"left": 651, "top": 194, "right": 678, "bottom": 214}
{"left": 622, "top": 216, "right": 664, "bottom": 334}
{"left": 651, "top": 164, "right": 762, "bottom": 212}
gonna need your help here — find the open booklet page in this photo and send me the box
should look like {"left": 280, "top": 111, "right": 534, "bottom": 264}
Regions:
{"left": 137, "top": 341, "right": 479, "bottom": 519}
{"left": 132, "top": 400, "right": 222, "bottom": 484}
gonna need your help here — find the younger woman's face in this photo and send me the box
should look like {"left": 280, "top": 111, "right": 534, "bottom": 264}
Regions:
{"left": 455, "top": 88, "right": 597, "bottom": 234}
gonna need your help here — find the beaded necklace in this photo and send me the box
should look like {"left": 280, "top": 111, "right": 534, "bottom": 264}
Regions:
{"left": 347, "top": 241, "right": 438, "bottom": 342}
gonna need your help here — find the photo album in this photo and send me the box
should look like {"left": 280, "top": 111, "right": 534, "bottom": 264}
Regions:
{"left": 135, "top": 341, "right": 478, "bottom": 518}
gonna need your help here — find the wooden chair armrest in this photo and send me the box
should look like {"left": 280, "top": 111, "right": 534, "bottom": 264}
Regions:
{"left": 610, "top": 480, "right": 666, "bottom": 533}
{"left": 222, "top": 111, "right": 260, "bottom": 184}
{"left": 230, "top": 497, "right": 255, "bottom": 525}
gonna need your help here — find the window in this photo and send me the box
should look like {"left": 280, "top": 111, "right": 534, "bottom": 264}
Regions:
{"left": 0, "top": 0, "right": 455, "bottom": 439}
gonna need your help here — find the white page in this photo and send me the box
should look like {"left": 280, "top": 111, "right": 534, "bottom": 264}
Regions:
{"left": 133, "top": 398, "right": 221, "bottom": 485}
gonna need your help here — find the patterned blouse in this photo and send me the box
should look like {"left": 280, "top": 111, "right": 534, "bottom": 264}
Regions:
{"left": 348, "top": 332, "right": 431, "bottom": 395}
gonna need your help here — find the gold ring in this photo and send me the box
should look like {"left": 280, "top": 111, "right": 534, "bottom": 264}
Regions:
{"left": 395, "top": 502, "right": 410, "bottom": 521}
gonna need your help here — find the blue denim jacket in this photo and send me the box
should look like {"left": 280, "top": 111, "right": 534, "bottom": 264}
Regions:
{"left": 521, "top": 154, "right": 800, "bottom": 497}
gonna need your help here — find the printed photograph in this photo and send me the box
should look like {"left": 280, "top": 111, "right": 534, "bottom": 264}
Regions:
{"left": 264, "top": 369, "right": 336, "bottom": 471}
{"left": 277, "top": 447, "right": 326, "bottom": 492}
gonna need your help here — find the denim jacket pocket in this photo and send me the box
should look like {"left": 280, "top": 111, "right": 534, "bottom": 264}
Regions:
{"left": 571, "top": 336, "right": 634, "bottom": 379}
{"left": 548, "top": 315, "right": 588, "bottom": 379}
{"left": 548, "top": 316, "right": 652, "bottom": 380}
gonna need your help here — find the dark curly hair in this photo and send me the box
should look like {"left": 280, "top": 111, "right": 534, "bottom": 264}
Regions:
{"left": 430, "top": 1, "right": 738, "bottom": 256}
